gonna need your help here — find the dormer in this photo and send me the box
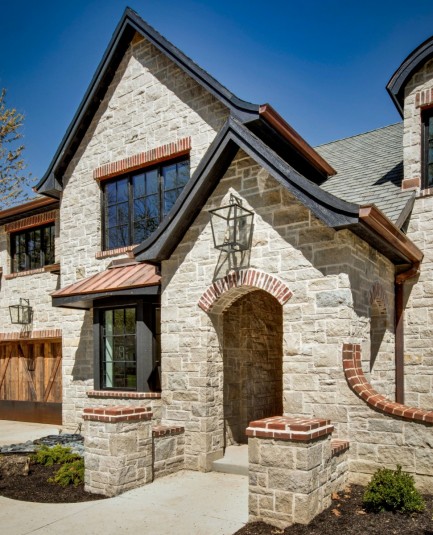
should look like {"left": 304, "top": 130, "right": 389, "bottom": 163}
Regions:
{"left": 387, "top": 36, "right": 433, "bottom": 193}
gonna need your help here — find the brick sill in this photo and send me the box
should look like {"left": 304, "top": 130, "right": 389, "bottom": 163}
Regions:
{"left": 5, "top": 264, "right": 59, "bottom": 280}
{"left": 87, "top": 390, "right": 161, "bottom": 399}
{"left": 95, "top": 245, "right": 138, "bottom": 259}
{"left": 418, "top": 188, "right": 433, "bottom": 199}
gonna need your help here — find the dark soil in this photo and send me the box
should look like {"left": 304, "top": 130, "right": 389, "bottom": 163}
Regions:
{"left": 0, "top": 454, "right": 106, "bottom": 503}
{"left": 234, "top": 485, "right": 433, "bottom": 535}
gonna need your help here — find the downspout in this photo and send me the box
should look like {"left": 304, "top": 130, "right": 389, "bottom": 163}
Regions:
{"left": 394, "top": 263, "right": 420, "bottom": 404}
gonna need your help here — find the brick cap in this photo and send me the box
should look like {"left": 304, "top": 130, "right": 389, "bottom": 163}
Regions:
{"left": 246, "top": 415, "right": 333, "bottom": 442}
{"left": 83, "top": 406, "right": 152, "bottom": 423}
{"left": 343, "top": 343, "right": 433, "bottom": 424}
{"left": 87, "top": 390, "right": 161, "bottom": 399}
{"left": 152, "top": 425, "right": 184, "bottom": 437}
{"left": 331, "top": 439, "right": 350, "bottom": 456}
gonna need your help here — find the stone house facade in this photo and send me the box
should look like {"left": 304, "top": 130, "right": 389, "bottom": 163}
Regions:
{"left": 1, "top": 6, "right": 433, "bottom": 527}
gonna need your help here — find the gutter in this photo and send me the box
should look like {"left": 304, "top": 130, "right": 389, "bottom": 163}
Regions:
{"left": 358, "top": 205, "right": 423, "bottom": 265}
{"left": 259, "top": 104, "right": 337, "bottom": 177}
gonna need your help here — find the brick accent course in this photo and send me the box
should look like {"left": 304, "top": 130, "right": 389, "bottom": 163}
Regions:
{"left": 343, "top": 343, "right": 433, "bottom": 424}
{"left": 93, "top": 137, "right": 191, "bottom": 182}
{"left": 402, "top": 177, "right": 421, "bottom": 191}
{"left": 246, "top": 415, "right": 334, "bottom": 441}
{"left": 87, "top": 390, "right": 161, "bottom": 399}
{"left": 331, "top": 439, "right": 350, "bottom": 456}
{"left": 0, "top": 329, "right": 62, "bottom": 341}
{"left": 5, "top": 210, "right": 57, "bottom": 233}
{"left": 198, "top": 268, "right": 293, "bottom": 312}
{"left": 152, "top": 424, "right": 184, "bottom": 437}
{"left": 415, "top": 88, "right": 433, "bottom": 108}
{"left": 5, "top": 267, "right": 47, "bottom": 279}
{"left": 95, "top": 245, "right": 137, "bottom": 259}
{"left": 82, "top": 406, "right": 152, "bottom": 423}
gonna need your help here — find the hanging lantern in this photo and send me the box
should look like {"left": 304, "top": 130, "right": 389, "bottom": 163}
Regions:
{"left": 209, "top": 194, "right": 254, "bottom": 253}
{"left": 9, "top": 298, "right": 33, "bottom": 325}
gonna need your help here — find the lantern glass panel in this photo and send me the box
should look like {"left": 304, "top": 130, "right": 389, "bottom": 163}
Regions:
{"left": 210, "top": 196, "right": 254, "bottom": 253}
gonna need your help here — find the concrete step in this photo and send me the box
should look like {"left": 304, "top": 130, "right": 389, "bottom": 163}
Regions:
{"left": 212, "top": 444, "right": 249, "bottom": 476}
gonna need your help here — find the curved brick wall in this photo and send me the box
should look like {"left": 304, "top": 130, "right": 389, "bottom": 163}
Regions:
{"left": 343, "top": 343, "right": 433, "bottom": 424}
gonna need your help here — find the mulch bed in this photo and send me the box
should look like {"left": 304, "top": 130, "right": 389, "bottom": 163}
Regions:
{"left": 235, "top": 485, "right": 433, "bottom": 535}
{"left": 0, "top": 454, "right": 105, "bottom": 503}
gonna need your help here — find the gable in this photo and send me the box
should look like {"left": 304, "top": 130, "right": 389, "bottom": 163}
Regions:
{"left": 134, "top": 118, "right": 422, "bottom": 267}
{"left": 387, "top": 35, "right": 433, "bottom": 116}
{"left": 35, "top": 7, "right": 260, "bottom": 198}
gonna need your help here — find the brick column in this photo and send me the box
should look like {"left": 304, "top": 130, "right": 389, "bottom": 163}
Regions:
{"left": 83, "top": 406, "right": 153, "bottom": 497}
{"left": 246, "top": 416, "right": 335, "bottom": 529}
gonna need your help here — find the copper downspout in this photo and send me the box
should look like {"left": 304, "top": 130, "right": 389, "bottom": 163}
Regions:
{"left": 394, "top": 263, "right": 420, "bottom": 404}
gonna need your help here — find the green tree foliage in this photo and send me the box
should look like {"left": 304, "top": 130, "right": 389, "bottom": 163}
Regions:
{"left": 0, "top": 89, "right": 34, "bottom": 207}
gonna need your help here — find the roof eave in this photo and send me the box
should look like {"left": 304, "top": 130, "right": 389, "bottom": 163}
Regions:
{"left": 134, "top": 117, "right": 360, "bottom": 263}
{"left": 259, "top": 104, "right": 337, "bottom": 177}
{"left": 387, "top": 35, "right": 433, "bottom": 117}
{"left": 358, "top": 204, "right": 423, "bottom": 264}
{"left": 35, "top": 7, "right": 260, "bottom": 195}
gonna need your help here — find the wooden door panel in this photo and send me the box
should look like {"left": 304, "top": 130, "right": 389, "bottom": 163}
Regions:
{"left": 0, "top": 340, "right": 62, "bottom": 403}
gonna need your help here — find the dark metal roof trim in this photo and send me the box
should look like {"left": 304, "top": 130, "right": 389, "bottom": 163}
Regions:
{"left": 395, "top": 191, "right": 416, "bottom": 230}
{"left": 52, "top": 286, "right": 160, "bottom": 310}
{"left": 387, "top": 35, "right": 433, "bottom": 117}
{"left": 134, "top": 117, "right": 422, "bottom": 267}
{"left": 35, "top": 7, "right": 260, "bottom": 195}
{"left": 134, "top": 117, "right": 361, "bottom": 263}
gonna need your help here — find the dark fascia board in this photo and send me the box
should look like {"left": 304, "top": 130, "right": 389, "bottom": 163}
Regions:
{"left": 52, "top": 285, "right": 160, "bottom": 310}
{"left": 387, "top": 35, "right": 433, "bottom": 117}
{"left": 134, "top": 117, "right": 361, "bottom": 263}
{"left": 134, "top": 117, "right": 422, "bottom": 267}
{"left": 395, "top": 191, "right": 416, "bottom": 230}
{"left": 35, "top": 7, "right": 260, "bottom": 196}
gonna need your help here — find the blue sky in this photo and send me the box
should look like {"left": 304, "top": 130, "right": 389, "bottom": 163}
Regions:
{"left": 2, "top": 0, "right": 433, "bottom": 185}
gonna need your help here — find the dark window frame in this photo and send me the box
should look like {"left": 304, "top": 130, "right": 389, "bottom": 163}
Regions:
{"left": 102, "top": 156, "right": 190, "bottom": 250}
{"left": 422, "top": 107, "right": 433, "bottom": 189}
{"left": 10, "top": 223, "right": 55, "bottom": 273}
{"left": 93, "top": 297, "right": 160, "bottom": 392}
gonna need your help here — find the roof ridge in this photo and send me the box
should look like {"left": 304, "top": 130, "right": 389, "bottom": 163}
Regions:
{"left": 315, "top": 122, "right": 402, "bottom": 149}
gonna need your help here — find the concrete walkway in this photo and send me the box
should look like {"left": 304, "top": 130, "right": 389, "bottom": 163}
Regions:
{"left": 0, "top": 421, "right": 248, "bottom": 535}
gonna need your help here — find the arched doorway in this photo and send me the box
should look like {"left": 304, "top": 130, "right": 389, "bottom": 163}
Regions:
{"left": 222, "top": 289, "right": 283, "bottom": 445}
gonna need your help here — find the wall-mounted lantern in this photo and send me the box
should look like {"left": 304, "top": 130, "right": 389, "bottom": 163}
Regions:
{"left": 209, "top": 194, "right": 254, "bottom": 253}
{"left": 9, "top": 298, "right": 33, "bottom": 325}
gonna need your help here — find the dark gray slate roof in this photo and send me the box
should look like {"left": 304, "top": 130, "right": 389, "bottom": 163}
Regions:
{"left": 316, "top": 123, "right": 413, "bottom": 225}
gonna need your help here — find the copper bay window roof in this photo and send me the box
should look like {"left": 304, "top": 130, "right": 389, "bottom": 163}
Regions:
{"left": 51, "top": 262, "right": 160, "bottom": 309}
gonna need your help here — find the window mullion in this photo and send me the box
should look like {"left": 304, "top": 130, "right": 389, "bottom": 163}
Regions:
{"left": 159, "top": 165, "right": 163, "bottom": 225}
{"left": 129, "top": 175, "right": 134, "bottom": 245}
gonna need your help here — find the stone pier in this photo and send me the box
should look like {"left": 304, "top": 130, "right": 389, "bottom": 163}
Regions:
{"left": 83, "top": 406, "right": 153, "bottom": 497}
{"left": 246, "top": 416, "right": 347, "bottom": 529}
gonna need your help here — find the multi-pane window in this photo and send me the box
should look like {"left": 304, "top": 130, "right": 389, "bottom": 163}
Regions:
{"left": 96, "top": 301, "right": 160, "bottom": 392}
{"left": 422, "top": 108, "right": 433, "bottom": 189}
{"left": 103, "top": 158, "right": 189, "bottom": 250}
{"left": 11, "top": 224, "right": 55, "bottom": 273}
{"left": 101, "top": 307, "right": 137, "bottom": 390}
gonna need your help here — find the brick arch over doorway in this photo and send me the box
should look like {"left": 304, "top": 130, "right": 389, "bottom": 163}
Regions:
{"left": 197, "top": 268, "right": 293, "bottom": 313}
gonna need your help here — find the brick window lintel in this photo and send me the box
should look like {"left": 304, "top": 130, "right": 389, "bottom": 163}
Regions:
{"left": 93, "top": 137, "right": 192, "bottom": 183}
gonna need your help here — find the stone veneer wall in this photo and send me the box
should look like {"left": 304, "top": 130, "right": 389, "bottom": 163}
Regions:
{"left": 57, "top": 31, "right": 229, "bottom": 427}
{"left": 403, "top": 58, "right": 433, "bottom": 407}
{"left": 161, "top": 149, "right": 396, "bottom": 472}
{"left": 223, "top": 290, "right": 283, "bottom": 445}
{"left": 0, "top": 212, "right": 61, "bottom": 334}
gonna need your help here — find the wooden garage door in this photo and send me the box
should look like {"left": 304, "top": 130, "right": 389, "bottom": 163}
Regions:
{"left": 0, "top": 339, "right": 62, "bottom": 424}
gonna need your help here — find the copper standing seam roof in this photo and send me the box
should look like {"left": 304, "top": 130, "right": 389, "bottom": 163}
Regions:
{"left": 51, "top": 263, "right": 160, "bottom": 298}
